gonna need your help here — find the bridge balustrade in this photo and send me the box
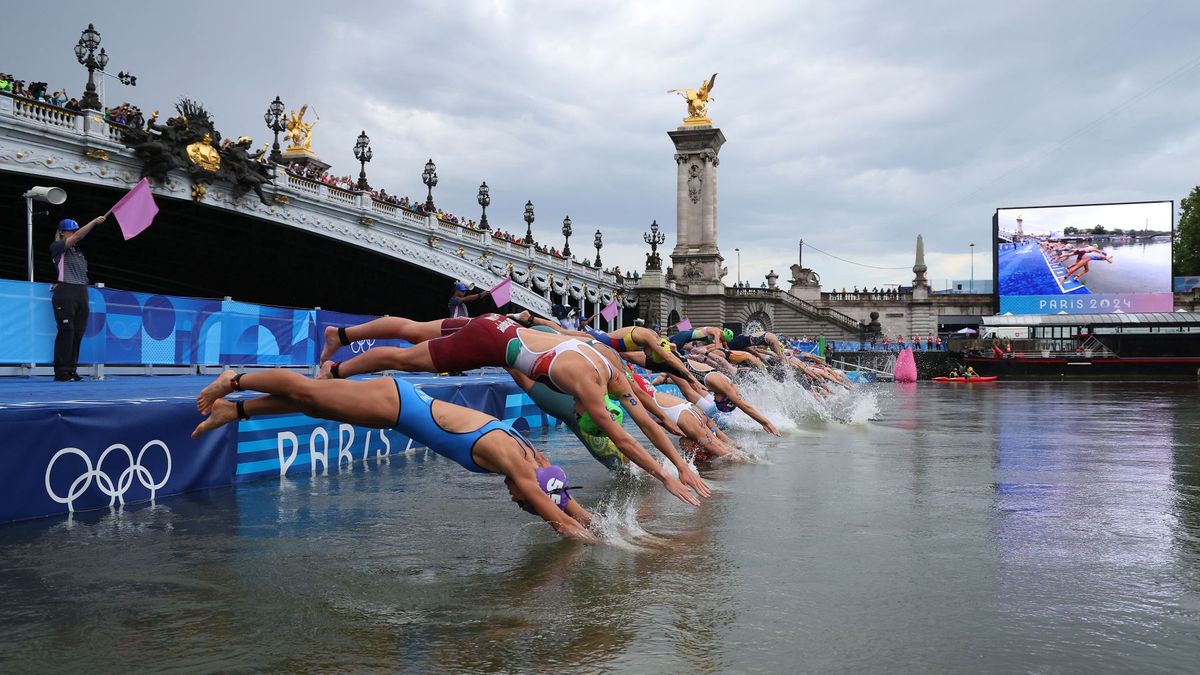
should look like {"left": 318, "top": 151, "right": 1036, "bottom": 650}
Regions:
{"left": 370, "top": 199, "right": 396, "bottom": 217}
{"left": 5, "top": 93, "right": 81, "bottom": 131}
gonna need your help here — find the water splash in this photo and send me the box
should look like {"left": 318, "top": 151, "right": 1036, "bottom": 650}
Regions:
{"left": 728, "top": 369, "right": 881, "bottom": 428}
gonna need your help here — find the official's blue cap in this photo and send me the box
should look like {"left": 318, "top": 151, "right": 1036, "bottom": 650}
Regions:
{"left": 454, "top": 282, "right": 469, "bottom": 292}
{"left": 57, "top": 218, "right": 79, "bottom": 231}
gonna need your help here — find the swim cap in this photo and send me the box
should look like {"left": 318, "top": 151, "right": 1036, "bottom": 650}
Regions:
{"left": 715, "top": 396, "right": 736, "bottom": 413}
{"left": 696, "top": 395, "right": 718, "bottom": 417}
{"left": 722, "top": 328, "right": 734, "bottom": 342}
{"left": 57, "top": 218, "right": 79, "bottom": 231}
{"left": 516, "top": 465, "right": 575, "bottom": 513}
{"left": 536, "top": 465, "right": 573, "bottom": 510}
{"left": 578, "top": 396, "right": 624, "bottom": 435}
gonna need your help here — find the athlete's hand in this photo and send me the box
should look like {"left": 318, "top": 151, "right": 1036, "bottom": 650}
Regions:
{"left": 664, "top": 419, "right": 684, "bottom": 437}
{"left": 678, "top": 467, "right": 712, "bottom": 498}
{"left": 660, "top": 473, "right": 701, "bottom": 506}
{"left": 554, "top": 521, "right": 599, "bottom": 543}
{"left": 762, "top": 420, "right": 782, "bottom": 436}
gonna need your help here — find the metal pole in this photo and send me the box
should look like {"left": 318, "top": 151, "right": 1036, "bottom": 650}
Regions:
{"left": 970, "top": 243, "right": 975, "bottom": 292}
{"left": 26, "top": 197, "right": 34, "bottom": 282}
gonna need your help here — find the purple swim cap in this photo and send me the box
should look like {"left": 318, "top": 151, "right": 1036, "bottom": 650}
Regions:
{"left": 537, "top": 465, "right": 572, "bottom": 509}
{"left": 715, "top": 396, "right": 737, "bottom": 413}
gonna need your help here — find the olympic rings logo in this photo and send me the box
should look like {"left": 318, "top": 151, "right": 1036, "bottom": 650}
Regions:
{"left": 44, "top": 440, "right": 172, "bottom": 512}
{"left": 349, "top": 339, "right": 376, "bottom": 354}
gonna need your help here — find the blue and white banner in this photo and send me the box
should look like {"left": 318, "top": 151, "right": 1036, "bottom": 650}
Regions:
{"left": 0, "top": 399, "right": 234, "bottom": 524}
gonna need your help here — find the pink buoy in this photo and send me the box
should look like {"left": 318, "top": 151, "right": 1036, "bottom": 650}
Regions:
{"left": 894, "top": 347, "right": 917, "bottom": 383}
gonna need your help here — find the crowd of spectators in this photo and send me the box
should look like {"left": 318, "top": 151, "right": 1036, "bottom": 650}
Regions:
{"left": 828, "top": 287, "right": 906, "bottom": 301}
{"left": 1, "top": 72, "right": 80, "bottom": 111}
{"left": 104, "top": 102, "right": 144, "bottom": 128}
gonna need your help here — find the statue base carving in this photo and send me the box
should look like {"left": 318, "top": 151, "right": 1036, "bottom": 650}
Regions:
{"left": 679, "top": 118, "right": 712, "bottom": 128}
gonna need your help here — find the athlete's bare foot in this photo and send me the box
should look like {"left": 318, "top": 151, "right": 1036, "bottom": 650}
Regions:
{"left": 197, "top": 370, "right": 237, "bottom": 415}
{"left": 319, "top": 326, "right": 343, "bottom": 365}
{"left": 192, "top": 398, "right": 238, "bottom": 439}
{"left": 317, "top": 360, "right": 337, "bottom": 380}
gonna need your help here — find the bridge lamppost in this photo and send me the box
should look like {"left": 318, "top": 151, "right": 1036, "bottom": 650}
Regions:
{"left": 969, "top": 242, "right": 975, "bottom": 292}
{"left": 735, "top": 247, "right": 741, "bottom": 284}
{"left": 73, "top": 23, "right": 108, "bottom": 111}
{"left": 561, "top": 216, "right": 572, "bottom": 258}
{"left": 476, "top": 182, "right": 491, "bottom": 230}
{"left": 353, "top": 131, "right": 373, "bottom": 190}
{"left": 593, "top": 230, "right": 604, "bottom": 268}
{"left": 643, "top": 219, "right": 665, "bottom": 270}
{"left": 422, "top": 158, "right": 438, "bottom": 212}
{"left": 263, "top": 96, "right": 286, "bottom": 164}
{"left": 523, "top": 200, "right": 535, "bottom": 244}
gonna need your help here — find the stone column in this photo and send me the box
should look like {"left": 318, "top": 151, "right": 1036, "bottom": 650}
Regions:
{"left": 668, "top": 126, "right": 726, "bottom": 290}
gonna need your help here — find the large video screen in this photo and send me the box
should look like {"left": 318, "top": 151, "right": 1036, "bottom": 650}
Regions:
{"left": 994, "top": 201, "right": 1174, "bottom": 314}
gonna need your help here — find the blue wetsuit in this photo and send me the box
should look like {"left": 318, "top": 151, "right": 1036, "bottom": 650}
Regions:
{"left": 392, "top": 377, "right": 533, "bottom": 474}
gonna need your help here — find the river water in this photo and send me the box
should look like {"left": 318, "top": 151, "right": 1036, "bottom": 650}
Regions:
{"left": 1, "top": 381, "right": 1199, "bottom": 673}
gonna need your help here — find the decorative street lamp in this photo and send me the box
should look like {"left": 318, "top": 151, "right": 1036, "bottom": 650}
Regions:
{"left": 476, "top": 182, "right": 491, "bottom": 230}
{"left": 74, "top": 23, "right": 107, "bottom": 111}
{"left": 969, "top": 242, "right": 975, "bottom": 293}
{"left": 593, "top": 229, "right": 604, "bottom": 268}
{"left": 421, "top": 158, "right": 438, "bottom": 212}
{"left": 735, "top": 247, "right": 741, "bottom": 284}
{"left": 643, "top": 219, "right": 665, "bottom": 271}
{"left": 354, "top": 130, "right": 373, "bottom": 190}
{"left": 523, "top": 200, "right": 535, "bottom": 244}
{"left": 561, "top": 216, "right": 573, "bottom": 257}
{"left": 263, "top": 96, "right": 286, "bottom": 164}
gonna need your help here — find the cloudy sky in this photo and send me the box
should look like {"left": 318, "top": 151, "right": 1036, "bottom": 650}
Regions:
{"left": 7, "top": 1, "right": 1199, "bottom": 291}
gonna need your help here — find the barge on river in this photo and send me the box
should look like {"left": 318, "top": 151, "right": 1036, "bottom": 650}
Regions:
{"left": 964, "top": 312, "right": 1200, "bottom": 380}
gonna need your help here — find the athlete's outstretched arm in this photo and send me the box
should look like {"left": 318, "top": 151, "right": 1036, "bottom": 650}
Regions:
{"left": 577, "top": 384, "right": 703, "bottom": 506}
{"left": 606, "top": 374, "right": 711, "bottom": 499}
{"left": 716, "top": 377, "right": 780, "bottom": 436}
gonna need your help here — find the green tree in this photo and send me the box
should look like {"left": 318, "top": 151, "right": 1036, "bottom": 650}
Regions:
{"left": 1063, "top": 226, "right": 1078, "bottom": 235}
{"left": 1091, "top": 224, "right": 1106, "bottom": 235}
{"left": 1178, "top": 186, "right": 1200, "bottom": 276}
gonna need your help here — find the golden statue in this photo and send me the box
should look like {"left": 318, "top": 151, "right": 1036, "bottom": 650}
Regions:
{"left": 283, "top": 104, "right": 318, "bottom": 153}
{"left": 185, "top": 132, "right": 221, "bottom": 171}
{"left": 668, "top": 73, "right": 718, "bottom": 126}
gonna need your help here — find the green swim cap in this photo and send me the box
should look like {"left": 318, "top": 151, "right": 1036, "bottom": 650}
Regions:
{"left": 722, "top": 328, "right": 734, "bottom": 342}
{"left": 578, "top": 396, "right": 624, "bottom": 435}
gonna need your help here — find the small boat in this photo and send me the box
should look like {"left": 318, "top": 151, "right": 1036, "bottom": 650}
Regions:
{"left": 932, "top": 376, "right": 999, "bottom": 383}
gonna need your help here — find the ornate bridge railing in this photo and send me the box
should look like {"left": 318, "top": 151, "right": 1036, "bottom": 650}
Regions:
{"left": 725, "top": 286, "right": 862, "bottom": 333}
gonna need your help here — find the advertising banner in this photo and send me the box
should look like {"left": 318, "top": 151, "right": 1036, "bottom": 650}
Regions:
{"left": 994, "top": 202, "right": 1174, "bottom": 314}
{"left": 0, "top": 399, "right": 234, "bottom": 523}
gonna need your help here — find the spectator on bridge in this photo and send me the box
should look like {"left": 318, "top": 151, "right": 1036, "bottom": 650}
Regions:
{"left": 448, "top": 281, "right": 490, "bottom": 318}
{"left": 935, "top": 335, "right": 943, "bottom": 351}
{"left": 49, "top": 213, "right": 108, "bottom": 381}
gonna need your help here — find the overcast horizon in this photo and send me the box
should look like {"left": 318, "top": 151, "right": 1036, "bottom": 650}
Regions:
{"left": 5, "top": 1, "right": 1198, "bottom": 291}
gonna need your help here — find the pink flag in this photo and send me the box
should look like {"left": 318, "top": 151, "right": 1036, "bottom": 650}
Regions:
{"left": 600, "top": 301, "right": 619, "bottom": 322}
{"left": 676, "top": 318, "right": 693, "bottom": 332}
{"left": 490, "top": 278, "right": 513, "bottom": 307}
{"left": 109, "top": 178, "right": 159, "bottom": 240}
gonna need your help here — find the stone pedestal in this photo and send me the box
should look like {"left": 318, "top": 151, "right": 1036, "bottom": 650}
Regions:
{"left": 669, "top": 126, "right": 726, "bottom": 284}
{"left": 281, "top": 147, "right": 330, "bottom": 174}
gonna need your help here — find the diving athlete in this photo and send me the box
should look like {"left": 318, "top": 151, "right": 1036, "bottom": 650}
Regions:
{"left": 193, "top": 369, "right": 597, "bottom": 541}
{"left": 316, "top": 314, "right": 711, "bottom": 506}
